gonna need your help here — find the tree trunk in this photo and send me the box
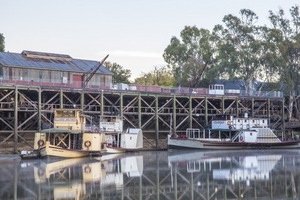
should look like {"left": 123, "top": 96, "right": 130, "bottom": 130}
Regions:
{"left": 288, "top": 94, "right": 294, "bottom": 121}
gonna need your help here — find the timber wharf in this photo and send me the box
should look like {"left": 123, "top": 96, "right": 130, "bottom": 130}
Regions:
{"left": 0, "top": 84, "right": 285, "bottom": 153}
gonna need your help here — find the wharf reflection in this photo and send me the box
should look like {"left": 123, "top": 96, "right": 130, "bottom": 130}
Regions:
{"left": 33, "top": 154, "right": 143, "bottom": 199}
{"left": 168, "top": 150, "right": 300, "bottom": 199}
{"left": 1, "top": 150, "right": 300, "bottom": 199}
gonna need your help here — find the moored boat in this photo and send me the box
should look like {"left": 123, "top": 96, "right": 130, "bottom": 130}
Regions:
{"left": 100, "top": 115, "right": 143, "bottom": 153}
{"left": 32, "top": 109, "right": 106, "bottom": 158}
{"left": 168, "top": 114, "right": 300, "bottom": 150}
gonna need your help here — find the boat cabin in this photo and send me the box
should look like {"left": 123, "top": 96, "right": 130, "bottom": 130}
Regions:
{"left": 99, "top": 115, "right": 123, "bottom": 133}
{"left": 99, "top": 115, "right": 143, "bottom": 150}
{"left": 120, "top": 128, "right": 143, "bottom": 149}
{"left": 54, "top": 109, "right": 86, "bottom": 131}
{"left": 211, "top": 114, "right": 268, "bottom": 130}
{"left": 34, "top": 109, "right": 106, "bottom": 156}
{"left": 237, "top": 128, "right": 281, "bottom": 143}
{"left": 209, "top": 84, "right": 225, "bottom": 95}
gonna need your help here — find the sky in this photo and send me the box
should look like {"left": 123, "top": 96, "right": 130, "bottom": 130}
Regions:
{"left": 1, "top": 0, "right": 299, "bottom": 80}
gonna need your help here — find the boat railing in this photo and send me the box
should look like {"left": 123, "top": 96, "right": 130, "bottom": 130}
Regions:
{"left": 187, "top": 128, "right": 215, "bottom": 139}
{"left": 231, "top": 132, "right": 240, "bottom": 142}
{"left": 186, "top": 128, "right": 201, "bottom": 139}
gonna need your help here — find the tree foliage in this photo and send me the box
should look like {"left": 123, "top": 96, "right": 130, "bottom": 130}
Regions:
{"left": 213, "top": 9, "right": 267, "bottom": 93}
{"left": 0, "top": 33, "right": 4, "bottom": 52}
{"left": 163, "top": 26, "right": 217, "bottom": 87}
{"left": 163, "top": 6, "right": 300, "bottom": 93}
{"left": 134, "top": 66, "right": 176, "bottom": 87}
{"left": 265, "top": 6, "right": 300, "bottom": 119}
{"left": 267, "top": 6, "right": 300, "bottom": 95}
{"left": 162, "top": 5, "right": 300, "bottom": 120}
{"left": 104, "top": 61, "right": 131, "bottom": 84}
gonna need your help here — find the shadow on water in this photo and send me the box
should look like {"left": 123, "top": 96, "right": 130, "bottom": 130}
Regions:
{"left": 1, "top": 149, "right": 300, "bottom": 199}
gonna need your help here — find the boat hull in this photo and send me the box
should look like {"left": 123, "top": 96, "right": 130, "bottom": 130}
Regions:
{"left": 168, "top": 137, "right": 300, "bottom": 150}
{"left": 40, "top": 143, "right": 102, "bottom": 158}
{"left": 105, "top": 147, "right": 143, "bottom": 154}
{"left": 106, "top": 147, "right": 126, "bottom": 154}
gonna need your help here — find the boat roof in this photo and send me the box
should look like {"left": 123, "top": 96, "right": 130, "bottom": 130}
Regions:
{"left": 40, "top": 128, "right": 82, "bottom": 134}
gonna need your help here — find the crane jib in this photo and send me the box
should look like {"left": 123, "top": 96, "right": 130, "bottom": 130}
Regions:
{"left": 82, "top": 54, "right": 109, "bottom": 88}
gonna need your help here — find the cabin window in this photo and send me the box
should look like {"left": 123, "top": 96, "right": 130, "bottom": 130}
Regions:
{"left": 263, "top": 120, "right": 265, "bottom": 123}
{"left": 245, "top": 120, "right": 247, "bottom": 123}
{"left": 56, "top": 110, "right": 76, "bottom": 118}
{"left": 238, "top": 119, "right": 240, "bottom": 123}
{"left": 250, "top": 132, "right": 252, "bottom": 136}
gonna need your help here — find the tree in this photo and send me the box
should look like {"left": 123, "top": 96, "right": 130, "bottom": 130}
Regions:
{"left": 0, "top": 33, "right": 4, "bottom": 52}
{"left": 163, "top": 26, "right": 217, "bottom": 87}
{"left": 134, "top": 66, "right": 176, "bottom": 87}
{"left": 104, "top": 61, "right": 131, "bottom": 84}
{"left": 266, "top": 5, "right": 300, "bottom": 120}
{"left": 213, "top": 9, "right": 266, "bottom": 94}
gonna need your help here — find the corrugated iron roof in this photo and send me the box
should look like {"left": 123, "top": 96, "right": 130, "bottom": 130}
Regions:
{"left": 0, "top": 50, "right": 113, "bottom": 75}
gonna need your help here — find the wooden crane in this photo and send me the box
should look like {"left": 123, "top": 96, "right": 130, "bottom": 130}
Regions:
{"left": 82, "top": 54, "right": 109, "bottom": 88}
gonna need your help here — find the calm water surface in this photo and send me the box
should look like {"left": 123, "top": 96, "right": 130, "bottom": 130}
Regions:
{"left": 1, "top": 149, "right": 300, "bottom": 199}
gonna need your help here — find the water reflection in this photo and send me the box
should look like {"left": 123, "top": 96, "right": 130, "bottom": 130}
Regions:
{"left": 34, "top": 154, "right": 143, "bottom": 199}
{"left": 168, "top": 150, "right": 300, "bottom": 199}
{"left": 1, "top": 150, "right": 300, "bottom": 199}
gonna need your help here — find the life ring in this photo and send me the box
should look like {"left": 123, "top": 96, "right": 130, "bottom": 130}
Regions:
{"left": 84, "top": 140, "right": 91, "bottom": 147}
{"left": 240, "top": 136, "right": 244, "bottom": 142}
{"left": 37, "top": 139, "right": 45, "bottom": 147}
{"left": 84, "top": 166, "right": 91, "bottom": 173}
{"left": 227, "top": 120, "right": 231, "bottom": 125}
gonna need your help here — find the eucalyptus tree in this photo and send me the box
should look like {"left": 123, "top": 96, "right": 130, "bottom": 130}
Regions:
{"left": 267, "top": 5, "right": 300, "bottom": 120}
{"left": 134, "top": 66, "right": 176, "bottom": 87}
{"left": 213, "top": 9, "right": 265, "bottom": 94}
{"left": 163, "top": 26, "right": 217, "bottom": 87}
{"left": 104, "top": 61, "right": 132, "bottom": 84}
{"left": 0, "top": 33, "right": 4, "bottom": 52}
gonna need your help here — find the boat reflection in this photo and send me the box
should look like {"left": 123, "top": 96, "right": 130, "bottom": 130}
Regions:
{"left": 2, "top": 150, "right": 300, "bottom": 199}
{"left": 33, "top": 154, "right": 143, "bottom": 199}
{"left": 212, "top": 154, "right": 281, "bottom": 185}
{"left": 168, "top": 150, "right": 300, "bottom": 199}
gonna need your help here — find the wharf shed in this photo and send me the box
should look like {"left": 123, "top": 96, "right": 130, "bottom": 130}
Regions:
{"left": 0, "top": 50, "right": 113, "bottom": 89}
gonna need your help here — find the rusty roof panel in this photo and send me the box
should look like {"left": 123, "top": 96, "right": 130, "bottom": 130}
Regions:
{"left": 0, "top": 51, "right": 113, "bottom": 75}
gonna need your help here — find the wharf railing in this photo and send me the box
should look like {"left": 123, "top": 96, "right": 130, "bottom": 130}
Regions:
{"left": 0, "top": 77, "right": 283, "bottom": 98}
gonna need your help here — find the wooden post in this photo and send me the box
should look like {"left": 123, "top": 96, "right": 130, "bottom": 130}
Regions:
{"left": 189, "top": 95, "right": 192, "bottom": 128}
{"left": 138, "top": 93, "right": 141, "bottom": 128}
{"left": 155, "top": 95, "right": 159, "bottom": 148}
{"left": 60, "top": 89, "right": 63, "bottom": 108}
{"left": 38, "top": 87, "right": 42, "bottom": 131}
{"left": 14, "top": 86, "right": 18, "bottom": 153}
{"left": 173, "top": 95, "right": 176, "bottom": 136}
{"left": 205, "top": 96, "right": 208, "bottom": 126}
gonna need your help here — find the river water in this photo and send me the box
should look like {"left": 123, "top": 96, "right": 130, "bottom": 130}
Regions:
{"left": 1, "top": 149, "right": 300, "bottom": 199}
